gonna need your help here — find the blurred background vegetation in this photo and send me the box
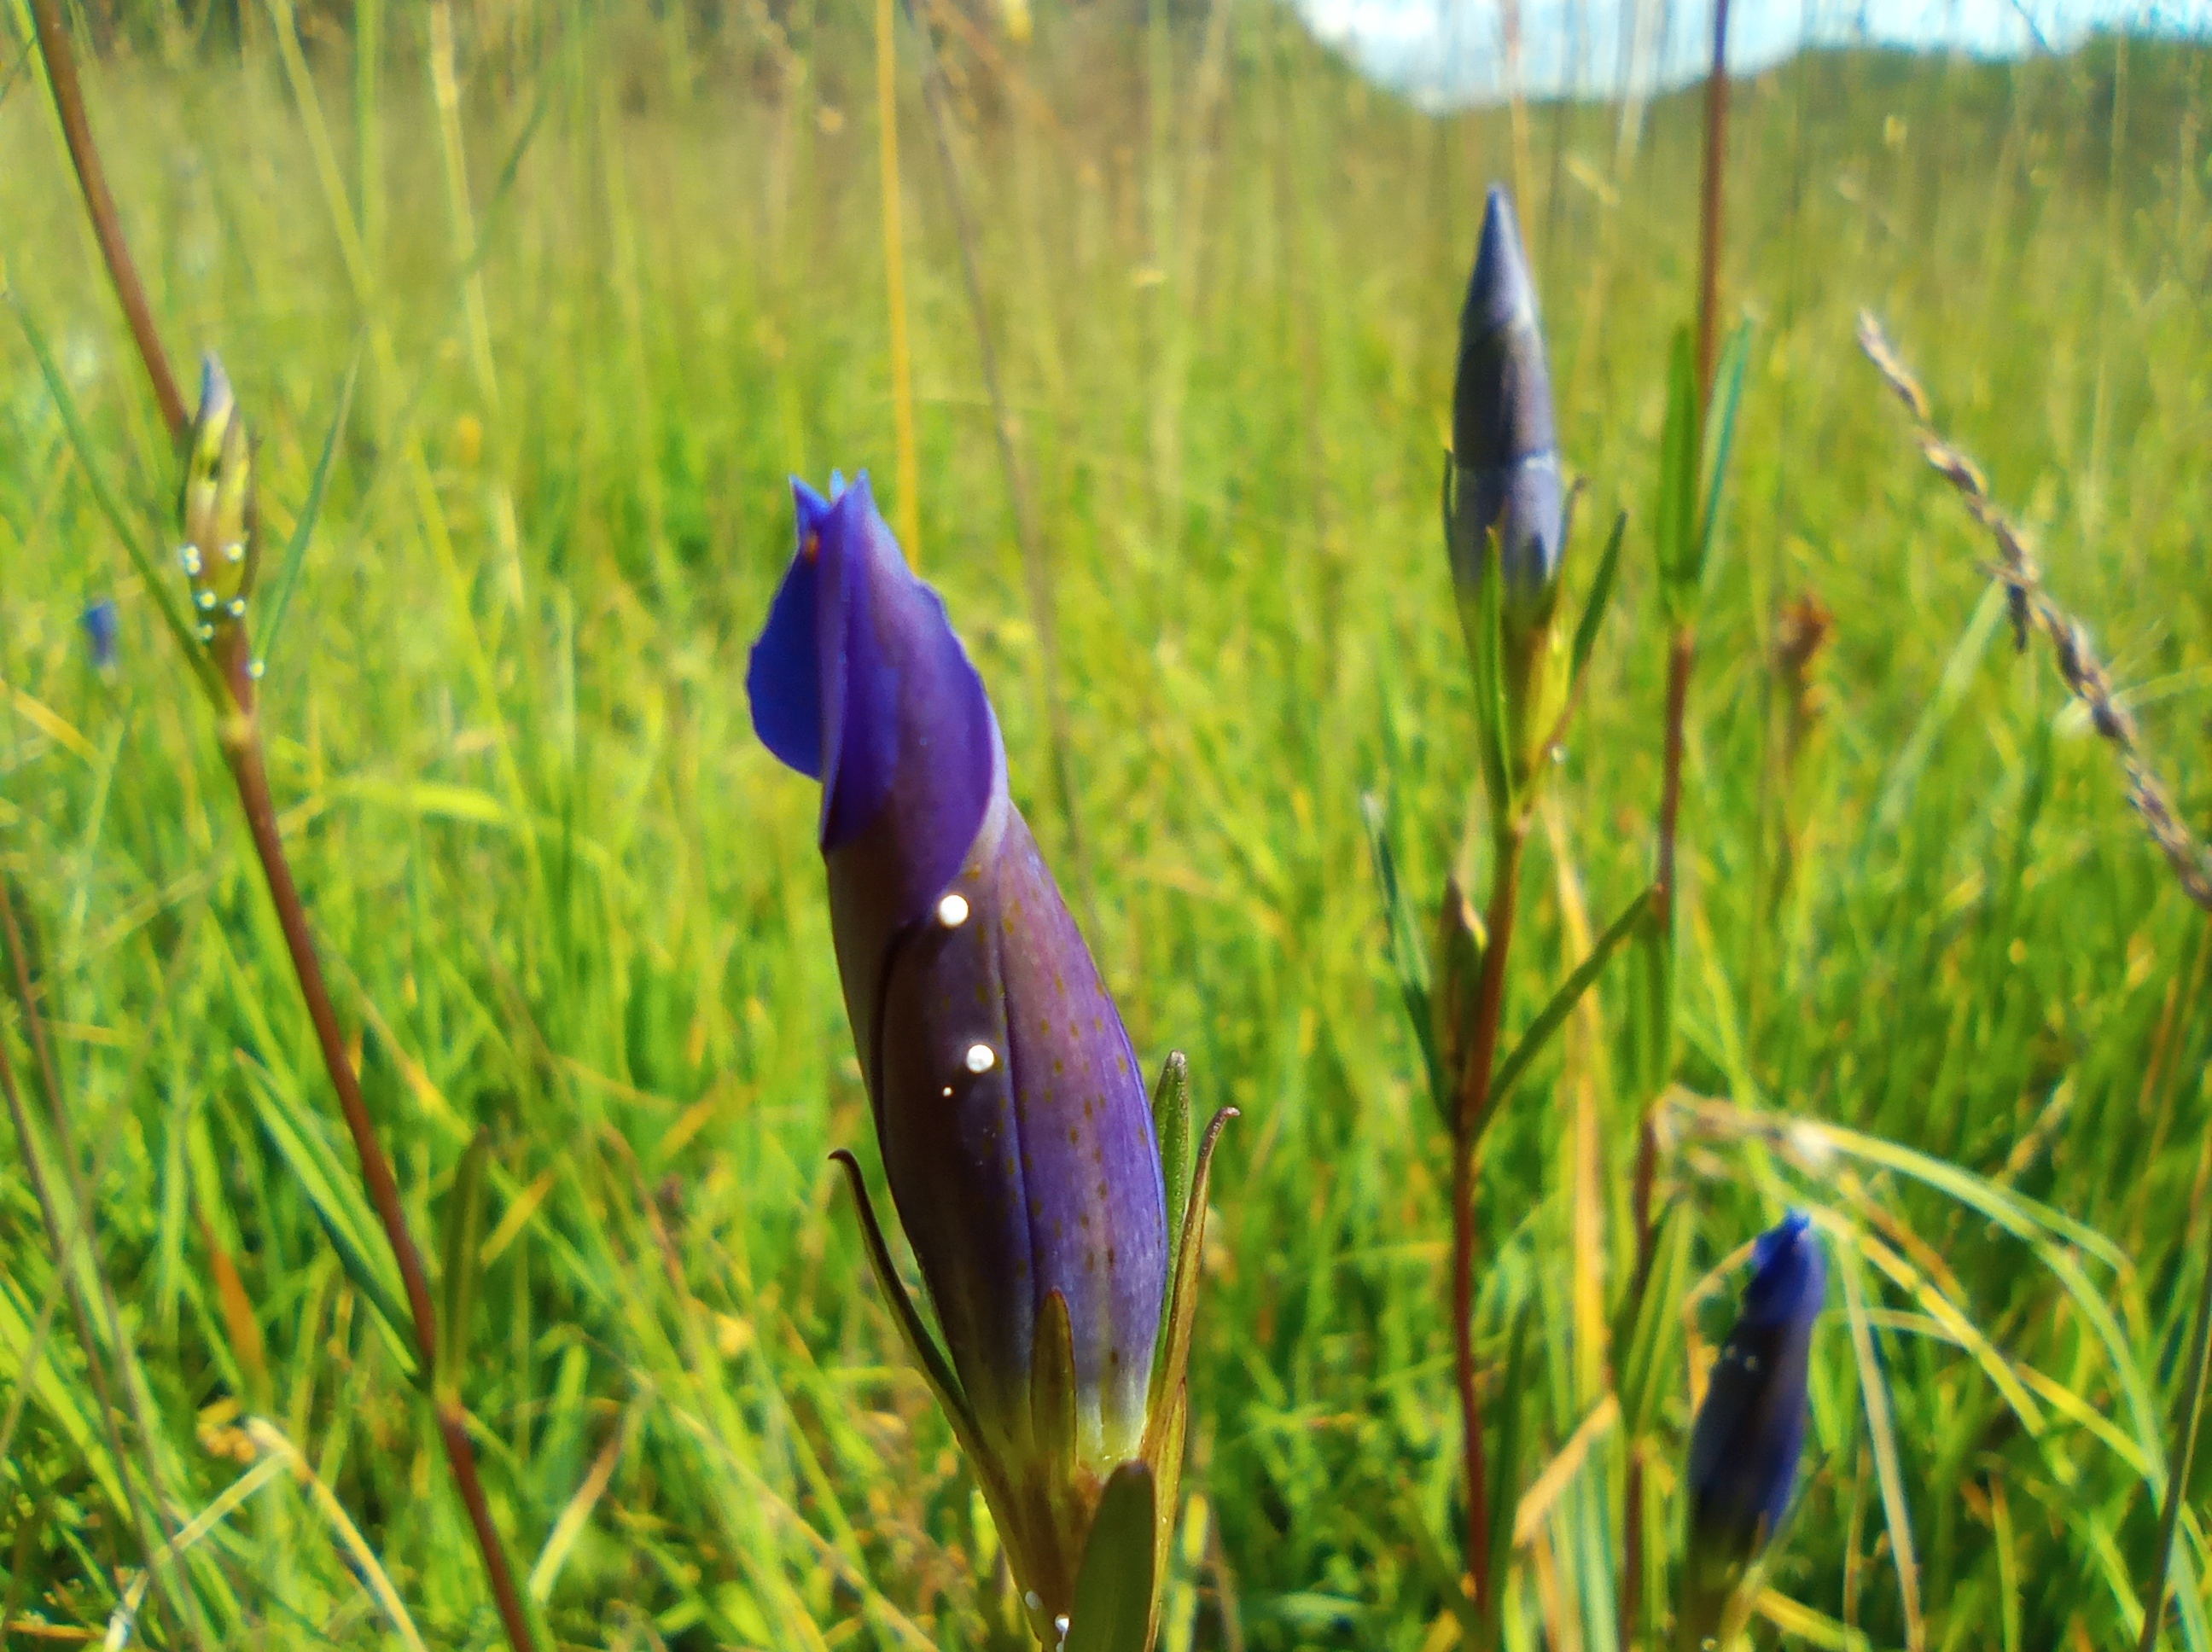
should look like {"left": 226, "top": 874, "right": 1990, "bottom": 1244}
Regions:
{"left": 3, "top": 0, "right": 2211, "bottom": 1646}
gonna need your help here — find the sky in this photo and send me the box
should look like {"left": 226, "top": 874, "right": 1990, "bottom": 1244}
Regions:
{"left": 1293, "top": 0, "right": 2212, "bottom": 107}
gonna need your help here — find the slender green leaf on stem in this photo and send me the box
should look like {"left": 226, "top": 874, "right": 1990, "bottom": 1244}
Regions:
{"left": 1486, "top": 884, "right": 1653, "bottom": 1120}
{"left": 1655, "top": 326, "right": 1702, "bottom": 614}
{"left": 1359, "top": 793, "right": 1446, "bottom": 1118}
{"left": 256, "top": 345, "right": 362, "bottom": 671}
{"left": 1568, "top": 509, "right": 1629, "bottom": 692}
{"left": 1145, "top": 1108, "right": 1237, "bottom": 1446}
{"left": 1695, "top": 319, "right": 1752, "bottom": 592}
{"left": 828, "top": 1150, "right": 990, "bottom": 1471}
{"left": 436, "top": 1129, "right": 491, "bottom": 1401}
{"left": 1064, "top": 1462, "right": 1158, "bottom": 1652}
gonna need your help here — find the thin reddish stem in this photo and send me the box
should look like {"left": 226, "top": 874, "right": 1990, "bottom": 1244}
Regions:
{"left": 1451, "top": 822, "right": 1528, "bottom": 1618}
{"left": 29, "top": 0, "right": 187, "bottom": 442}
{"left": 1654, "top": 628, "right": 1697, "bottom": 922}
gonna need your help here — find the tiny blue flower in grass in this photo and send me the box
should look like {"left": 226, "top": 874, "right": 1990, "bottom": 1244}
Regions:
{"left": 749, "top": 474, "right": 1227, "bottom": 1647}
{"left": 82, "top": 598, "right": 120, "bottom": 673}
{"left": 1679, "top": 1210, "right": 1825, "bottom": 1649}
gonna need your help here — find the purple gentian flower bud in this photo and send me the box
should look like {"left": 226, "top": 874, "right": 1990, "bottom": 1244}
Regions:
{"left": 748, "top": 474, "right": 1171, "bottom": 1625}
{"left": 1679, "top": 1211, "right": 1825, "bottom": 1643}
{"left": 1449, "top": 185, "right": 1564, "bottom": 618}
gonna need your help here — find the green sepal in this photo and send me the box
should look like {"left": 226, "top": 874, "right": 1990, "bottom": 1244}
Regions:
{"left": 1064, "top": 1462, "right": 1158, "bottom": 1652}
{"left": 1429, "top": 877, "right": 1487, "bottom": 1131}
{"left": 830, "top": 1150, "right": 992, "bottom": 1472}
{"left": 1481, "top": 885, "right": 1654, "bottom": 1139}
{"left": 1615, "top": 1199, "right": 1694, "bottom": 1440}
{"left": 434, "top": 1128, "right": 491, "bottom": 1401}
{"left": 1359, "top": 794, "right": 1447, "bottom": 1121}
{"left": 1469, "top": 525, "right": 1518, "bottom": 828}
{"left": 1144, "top": 1107, "right": 1236, "bottom": 1448}
{"left": 1150, "top": 1054, "right": 1192, "bottom": 1273}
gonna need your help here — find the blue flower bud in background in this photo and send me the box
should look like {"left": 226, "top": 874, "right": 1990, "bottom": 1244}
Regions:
{"left": 1679, "top": 1210, "right": 1825, "bottom": 1649}
{"left": 1448, "top": 184, "right": 1564, "bottom": 622}
{"left": 750, "top": 474, "right": 1202, "bottom": 1641}
{"left": 81, "top": 597, "right": 120, "bottom": 674}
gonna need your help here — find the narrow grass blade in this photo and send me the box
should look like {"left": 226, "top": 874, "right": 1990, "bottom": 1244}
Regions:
{"left": 1359, "top": 794, "right": 1446, "bottom": 1121}
{"left": 1151, "top": 1052, "right": 1192, "bottom": 1265}
{"left": 435, "top": 1128, "right": 491, "bottom": 1400}
{"left": 1568, "top": 509, "right": 1629, "bottom": 691}
{"left": 255, "top": 346, "right": 361, "bottom": 670}
{"left": 1487, "top": 884, "right": 1653, "bottom": 1119}
{"left": 1615, "top": 1199, "right": 1693, "bottom": 1438}
{"left": 1840, "top": 1248, "right": 1927, "bottom": 1651}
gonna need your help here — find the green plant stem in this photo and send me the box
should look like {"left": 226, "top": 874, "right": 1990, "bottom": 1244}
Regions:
{"left": 27, "top": 0, "right": 187, "bottom": 442}
{"left": 214, "top": 657, "right": 540, "bottom": 1652}
{"left": 1451, "top": 818, "right": 1528, "bottom": 1620}
{"left": 1655, "top": 625, "right": 1696, "bottom": 930}
{"left": 27, "top": 9, "right": 539, "bottom": 1640}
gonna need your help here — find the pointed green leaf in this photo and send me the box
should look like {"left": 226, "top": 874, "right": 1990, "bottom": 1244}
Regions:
{"left": 1568, "top": 509, "right": 1629, "bottom": 693}
{"left": 830, "top": 1150, "right": 989, "bottom": 1464}
{"left": 1695, "top": 320, "right": 1752, "bottom": 595}
{"left": 1655, "top": 327, "right": 1701, "bottom": 616}
{"left": 1429, "top": 877, "right": 1487, "bottom": 1133}
{"left": 1065, "top": 1462, "right": 1158, "bottom": 1652}
{"left": 435, "top": 1129, "right": 491, "bottom": 1400}
{"left": 1482, "top": 886, "right": 1654, "bottom": 1131}
{"left": 1475, "top": 526, "right": 1516, "bottom": 819}
{"left": 1150, "top": 1053, "right": 1192, "bottom": 1268}
{"left": 1145, "top": 1108, "right": 1236, "bottom": 1445}
{"left": 1359, "top": 794, "right": 1447, "bottom": 1120}
{"left": 257, "top": 345, "right": 362, "bottom": 670}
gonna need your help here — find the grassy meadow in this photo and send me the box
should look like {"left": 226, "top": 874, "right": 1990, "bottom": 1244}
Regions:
{"left": 3, "top": 2, "right": 2212, "bottom": 1646}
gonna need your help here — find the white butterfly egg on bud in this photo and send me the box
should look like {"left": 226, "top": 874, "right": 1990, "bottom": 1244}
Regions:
{"left": 963, "top": 1042, "right": 996, "bottom": 1075}
{"left": 936, "top": 892, "right": 970, "bottom": 928}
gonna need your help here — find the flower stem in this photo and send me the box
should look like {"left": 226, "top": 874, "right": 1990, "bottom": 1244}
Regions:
{"left": 1452, "top": 818, "right": 1528, "bottom": 1620}
{"left": 27, "top": 12, "right": 539, "bottom": 1646}
{"left": 219, "top": 713, "right": 540, "bottom": 1652}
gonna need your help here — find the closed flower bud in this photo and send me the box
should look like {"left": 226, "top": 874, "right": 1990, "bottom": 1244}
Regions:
{"left": 1679, "top": 1211, "right": 1825, "bottom": 1649}
{"left": 751, "top": 475, "right": 1220, "bottom": 1644}
{"left": 177, "top": 354, "right": 259, "bottom": 644}
{"left": 81, "top": 597, "right": 120, "bottom": 674}
{"left": 1448, "top": 185, "right": 1564, "bottom": 626}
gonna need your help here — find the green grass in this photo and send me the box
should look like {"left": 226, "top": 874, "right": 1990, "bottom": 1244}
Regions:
{"left": 3, "top": 3, "right": 2211, "bottom": 1648}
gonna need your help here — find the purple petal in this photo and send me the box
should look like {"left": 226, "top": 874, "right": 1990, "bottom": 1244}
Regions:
{"left": 744, "top": 482, "right": 832, "bottom": 779}
{"left": 864, "top": 794, "right": 1167, "bottom": 1460}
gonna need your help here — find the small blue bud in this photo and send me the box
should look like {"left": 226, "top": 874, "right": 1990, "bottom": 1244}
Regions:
{"left": 1679, "top": 1212, "right": 1825, "bottom": 1644}
{"left": 81, "top": 598, "right": 120, "bottom": 672}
